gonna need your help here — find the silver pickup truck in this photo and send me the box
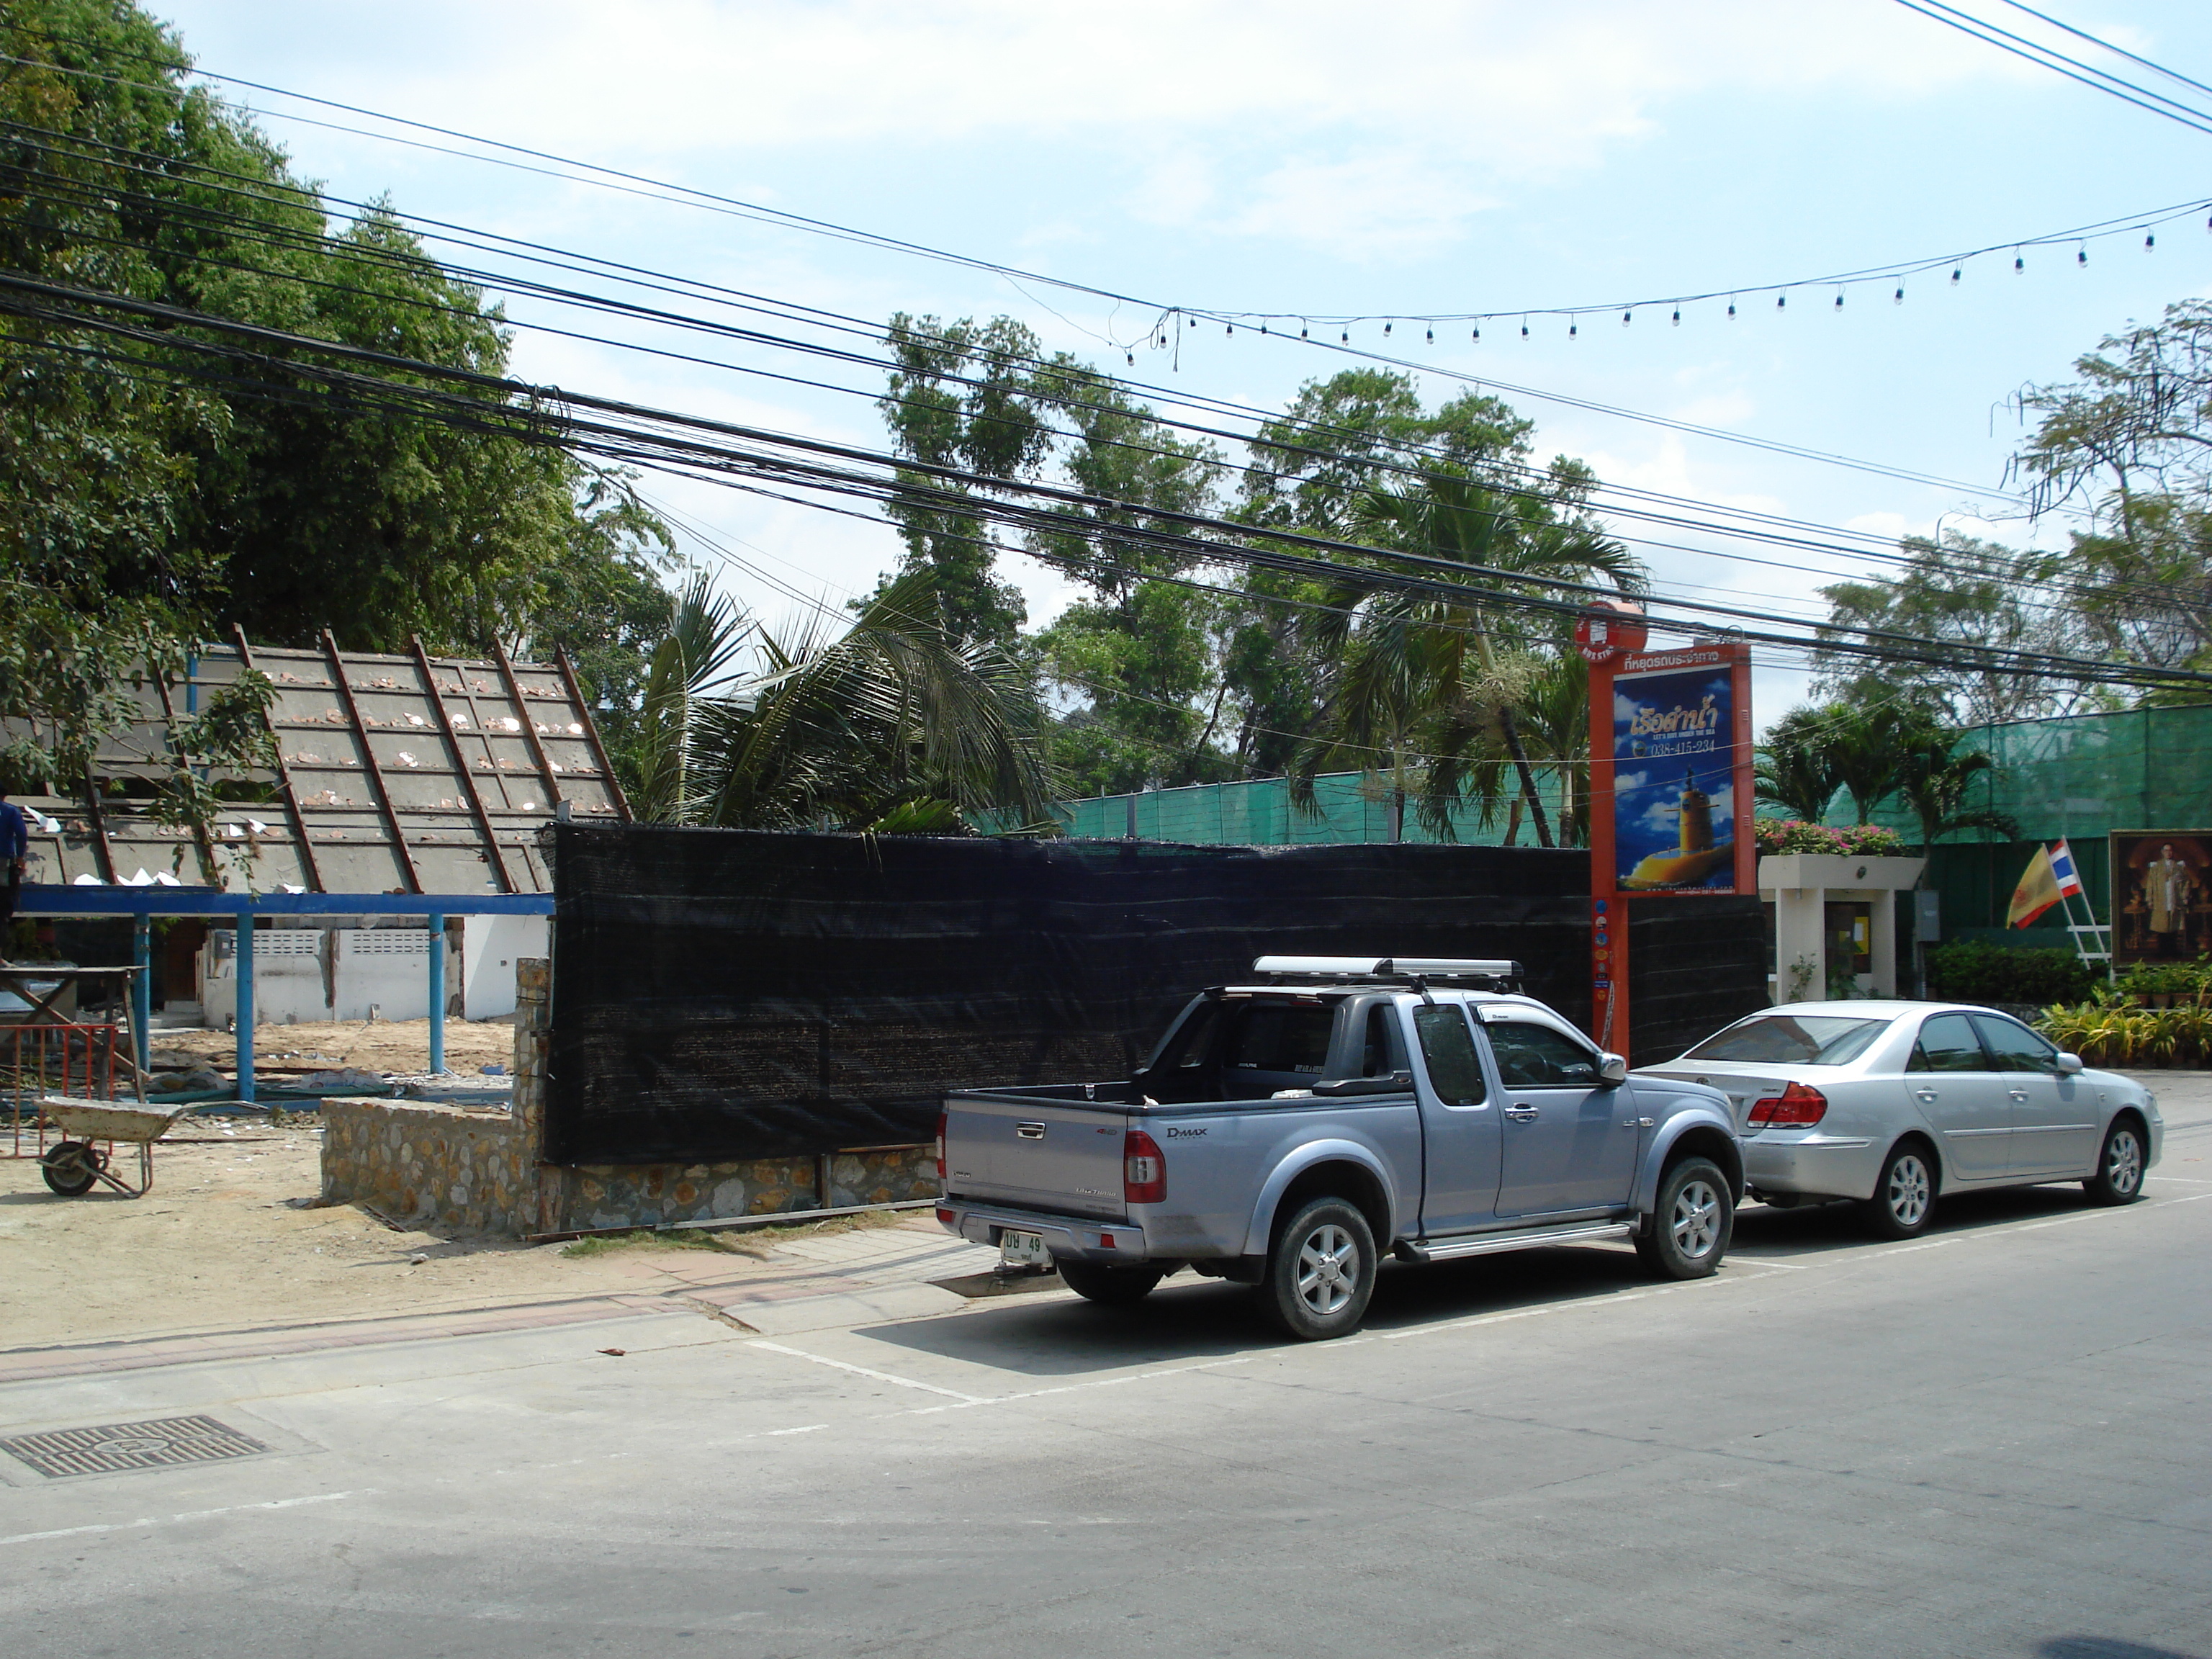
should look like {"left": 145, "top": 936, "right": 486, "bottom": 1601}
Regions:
{"left": 938, "top": 956, "right": 1743, "bottom": 1340}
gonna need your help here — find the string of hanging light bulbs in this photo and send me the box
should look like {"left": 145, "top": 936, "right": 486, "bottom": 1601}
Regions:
{"left": 1131, "top": 194, "right": 2212, "bottom": 350}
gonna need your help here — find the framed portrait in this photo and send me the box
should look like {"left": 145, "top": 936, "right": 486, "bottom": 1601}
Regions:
{"left": 2109, "top": 832, "right": 2212, "bottom": 966}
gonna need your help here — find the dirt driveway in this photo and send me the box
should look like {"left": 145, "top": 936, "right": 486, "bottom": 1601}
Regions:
{"left": 0, "top": 1128, "right": 822, "bottom": 1351}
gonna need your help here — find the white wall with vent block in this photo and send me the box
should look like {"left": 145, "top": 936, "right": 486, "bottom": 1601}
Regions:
{"left": 202, "top": 928, "right": 433, "bottom": 1025}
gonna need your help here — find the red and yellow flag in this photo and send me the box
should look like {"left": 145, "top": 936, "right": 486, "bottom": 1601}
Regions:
{"left": 2008, "top": 845, "right": 2063, "bottom": 928}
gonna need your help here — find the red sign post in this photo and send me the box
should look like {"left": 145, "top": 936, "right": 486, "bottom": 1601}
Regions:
{"left": 1583, "top": 629, "right": 1755, "bottom": 1064}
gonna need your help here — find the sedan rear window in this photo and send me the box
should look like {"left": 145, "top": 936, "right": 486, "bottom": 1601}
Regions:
{"left": 1681, "top": 1015, "right": 1892, "bottom": 1066}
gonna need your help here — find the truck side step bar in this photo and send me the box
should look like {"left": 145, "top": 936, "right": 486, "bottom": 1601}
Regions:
{"left": 1395, "top": 1219, "right": 1637, "bottom": 1264}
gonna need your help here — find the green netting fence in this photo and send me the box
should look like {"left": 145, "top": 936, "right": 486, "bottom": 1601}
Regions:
{"left": 1864, "top": 702, "right": 2212, "bottom": 941}
{"left": 1052, "top": 772, "right": 1569, "bottom": 847}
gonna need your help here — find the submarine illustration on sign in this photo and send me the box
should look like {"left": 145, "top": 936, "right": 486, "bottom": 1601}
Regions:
{"left": 1622, "top": 767, "right": 1734, "bottom": 890}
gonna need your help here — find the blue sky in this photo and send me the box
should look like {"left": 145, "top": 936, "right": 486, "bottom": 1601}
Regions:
{"left": 152, "top": 1, "right": 2212, "bottom": 726}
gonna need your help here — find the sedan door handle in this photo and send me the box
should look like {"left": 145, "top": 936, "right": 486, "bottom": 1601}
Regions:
{"left": 2008, "top": 1089, "right": 2031, "bottom": 1102}
{"left": 1915, "top": 1088, "right": 1938, "bottom": 1103}
{"left": 1503, "top": 1104, "right": 1539, "bottom": 1122}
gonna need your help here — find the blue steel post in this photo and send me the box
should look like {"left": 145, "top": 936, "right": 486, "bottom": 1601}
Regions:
{"left": 427, "top": 912, "right": 446, "bottom": 1074}
{"left": 131, "top": 914, "right": 152, "bottom": 1076}
{"left": 234, "top": 917, "right": 254, "bottom": 1102}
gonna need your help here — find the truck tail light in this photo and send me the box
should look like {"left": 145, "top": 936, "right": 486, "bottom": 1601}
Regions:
{"left": 935, "top": 1111, "right": 948, "bottom": 1179}
{"left": 1748, "top": 1081, "right": 1827, "bottom": 1128}
{"left": 1124, "top": 1128, "right": 1166, "bottom": 1204}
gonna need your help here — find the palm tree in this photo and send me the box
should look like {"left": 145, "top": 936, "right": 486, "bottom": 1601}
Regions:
{"left": 629, "top": 571, "right": 750, "bottom": 823}
{"left": 1892, "top": 734, "right": 2018, "bottom": 850}
{"left": 1294, "top": 475, "right": 1643, "bottom": 845}
{"left": 685, "top": 566, "right": 1062, "bottom": 833}
{"left": 1754, "top": 707, "right": 1847, "bottom": 822}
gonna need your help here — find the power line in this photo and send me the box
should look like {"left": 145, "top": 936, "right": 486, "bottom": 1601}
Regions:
{"left": 0, "top": 35, "right": 2102, "bottom": 505}
{"left": 4, "top": 269, "right": 2194, "bottom": 698}
{"left": 1996, "top": 0, "right": 2212, "bottom": 104}
{"left": 10, "top": 127, "right": 2177, "bottom": 633}
{"left": 1894, "top": 1, "right": 2212, "bottom": 138}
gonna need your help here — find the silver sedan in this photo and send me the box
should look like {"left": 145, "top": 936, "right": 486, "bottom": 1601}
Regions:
{"left": 1637, "top": 1001, "right": 2162, "bottom": 1238}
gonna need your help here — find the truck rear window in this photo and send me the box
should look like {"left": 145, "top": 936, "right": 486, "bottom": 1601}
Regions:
{"left": 1224, "top": 1003, "right": 1334, "bottom": 1075}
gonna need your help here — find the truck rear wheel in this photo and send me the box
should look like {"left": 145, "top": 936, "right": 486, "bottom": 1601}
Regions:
{"left": 1258, "top": 1197, "right": 1376, "bottom": 1341}
{"left": 1058, "top": 1262, "right": 1166, "bottom": 1305}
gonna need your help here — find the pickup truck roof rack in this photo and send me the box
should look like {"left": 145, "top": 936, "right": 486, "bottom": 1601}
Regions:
{"left": 1251, "top": 955, "right": 1525, "bottom": 985}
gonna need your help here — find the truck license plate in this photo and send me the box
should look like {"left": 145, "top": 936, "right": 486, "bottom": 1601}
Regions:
{"left": 999, "top": 1228, "right": 1050, "bottom": 1268}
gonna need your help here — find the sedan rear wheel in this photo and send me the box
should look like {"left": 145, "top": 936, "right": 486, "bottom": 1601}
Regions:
{"left": 1861, "top": 1141, "right": 1936, "bottom": 1240}
{"left": 2083, "top": 1117, "right": 2146, "bottom": 1206}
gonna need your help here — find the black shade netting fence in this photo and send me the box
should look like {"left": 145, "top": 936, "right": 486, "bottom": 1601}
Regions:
{"left": 545, "top": 826, "right": 1767, "bottom": 1164}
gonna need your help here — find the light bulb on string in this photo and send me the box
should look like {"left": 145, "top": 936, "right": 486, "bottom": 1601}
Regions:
{"left": 1834, "top": 290, "right": 1843, "bottom": 311}
{"left": 1424, "top": 326, "right": 1433, "bottom": 344}
{"left": 2145, "top": 234, "right": 2156, "bottom": 251}
{"left": 1568, "top": 320, "right": 1578, "bottom": 338}
{"left": 1776, "top": 293, "right": 1786, "bottom": 310}
{"left": 1125, "top": 353, "right": 1134, "bottom": 367}
{"left": 1341, "top": 330, "right": 1349, "bottom": 343}
{"left": 1671, "top": 308, "right": 1681, "bottom": 326}
{"left": 1300, "top": 323, "right": 1308, "bottom": 338}
{"left": 1894, "top": 284, "right": 1905, "bottom": 305}
{"left": 1383, "top": 321, "right": 1392, "bottom": 336}
{"left": 2014, "top": 254, "right": 2024, "bottom": 274}
{"left": 1521, "top": 316, "right": 1529, "bottom": 338}
{"left": 2077, "top": 246, "right": 2087, "bottom": 267}
{"left": 1472, "top": 326, "right": 1480, "bottom": 342}
{"left": 1727, "top": 300, "right": 1737, "bottom": 318}
{"left": 1951, "top": 266, "right": 1961, "bottom": 284}
{"left": 1260, "top": 323, "right": 1268, "bottom": 335}
{"left": 1622, "top": 310, "right": 1632, "bottom": 327}
{"left": 1225, "top": 323, "right": 1232, "bottom": 334}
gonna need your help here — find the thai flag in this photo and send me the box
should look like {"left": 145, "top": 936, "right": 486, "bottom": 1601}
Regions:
{"left": 2050, "top": 838, "right": 2085, "bottom": 899}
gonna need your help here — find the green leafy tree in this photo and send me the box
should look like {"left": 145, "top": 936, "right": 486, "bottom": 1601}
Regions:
{"left": 626, "top": 571, "right": 749, "bottom": 823}
{"left": 0, "top": 0, "right": 679, "bottom": 838}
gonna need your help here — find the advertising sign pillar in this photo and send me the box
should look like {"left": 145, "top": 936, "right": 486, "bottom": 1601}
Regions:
{"left": 1580, "top": 620, "right": 1754, "bottom": 1066}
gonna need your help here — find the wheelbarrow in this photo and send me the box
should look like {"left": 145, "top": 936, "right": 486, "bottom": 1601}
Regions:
{"left": 37, "top": 1097, "right": 197, "bottom": 1198}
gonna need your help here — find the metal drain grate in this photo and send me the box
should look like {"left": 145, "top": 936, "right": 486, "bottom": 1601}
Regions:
{"left": 0, "top": 1415, "right": 271, "bottom": 1478}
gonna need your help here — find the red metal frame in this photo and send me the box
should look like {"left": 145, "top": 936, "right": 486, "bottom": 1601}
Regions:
{"left": 4, "top": 1020, "right": 125, "bottom": 1159}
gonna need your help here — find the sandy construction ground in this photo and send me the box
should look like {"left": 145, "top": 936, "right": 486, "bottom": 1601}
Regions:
{"left": 152, "top": 1016, "right": 517, "bottom": 1077}
{"left": 0, "top": 1129, "right": 864, "bottom": 1350}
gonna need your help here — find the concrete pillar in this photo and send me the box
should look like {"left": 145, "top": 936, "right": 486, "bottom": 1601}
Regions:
{"left": 1869, "top": 891, "right": 1900, "bottom": 997}
{"left": 234, "top": 920, "right": 255, "bottom": 1103}
{"left": 1771, "top": 887, "right": 1827, "bottom": 1005}
{"left": 131, "top": 914, "right": 152, "bottom": 1076}
{"left": 427, "top": 912, "right": 446, "bottom": 1075}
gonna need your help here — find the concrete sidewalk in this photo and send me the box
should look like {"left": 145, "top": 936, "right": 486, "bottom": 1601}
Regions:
{"left": 0, "top": 1214, "right": 1029, "bottom": 1385}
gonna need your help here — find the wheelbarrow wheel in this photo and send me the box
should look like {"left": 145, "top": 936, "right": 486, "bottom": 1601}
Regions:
{"left": 40, "top": 1141, "right": 99, "bottom": 1197}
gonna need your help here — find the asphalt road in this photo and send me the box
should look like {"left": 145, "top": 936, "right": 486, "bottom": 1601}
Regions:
{"left": 4, "top": 1086, "right": 2208, "bottom": 1659}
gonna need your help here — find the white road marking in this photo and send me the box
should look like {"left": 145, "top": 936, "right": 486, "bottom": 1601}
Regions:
{"left": 0, "top": 1488, "right": 365, "bottom": 1547}
{"left": 747, "top": 1341, "right": 989, "bottom": 1402}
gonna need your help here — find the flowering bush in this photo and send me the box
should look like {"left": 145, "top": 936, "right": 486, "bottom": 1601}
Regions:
{"left": 1752, "top": 817, "right": 1908, "bottom": 856}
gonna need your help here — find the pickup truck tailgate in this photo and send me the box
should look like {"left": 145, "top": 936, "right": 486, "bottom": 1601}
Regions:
{"left": 944, "top": 1092, "right": 1130, "bottom": 1219}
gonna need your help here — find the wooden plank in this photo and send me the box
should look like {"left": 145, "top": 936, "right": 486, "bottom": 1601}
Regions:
{"left": 233, "top": 626, "right": 326, "bottom": 894}
{"left": 556, "top": 647, "right": 634, "bottom": 822}
{"left": 491, "top": 642, "right": 566, "bottom": 812}
{"left": 320, "top": 629, "right": 422, "bottom": 893}
{"left": 410, "top": 637, "right": 516, "bottom": 894}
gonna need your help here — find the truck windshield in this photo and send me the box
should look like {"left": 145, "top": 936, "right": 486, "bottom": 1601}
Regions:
{"left": 1413, "top": 1004, "right": 1486, "bottom": 1106}
{"left": 1681, "top": 1015, "right": 1892, "bottom": 1066}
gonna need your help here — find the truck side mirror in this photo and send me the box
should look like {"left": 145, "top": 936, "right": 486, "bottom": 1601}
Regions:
{"left": 1598, "top": 1053, "right": 1629, "bottom": 1086}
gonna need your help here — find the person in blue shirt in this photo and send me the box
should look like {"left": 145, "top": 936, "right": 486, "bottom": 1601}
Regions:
{"left": 0, "top": 788, "right": 26, "bottom": 956}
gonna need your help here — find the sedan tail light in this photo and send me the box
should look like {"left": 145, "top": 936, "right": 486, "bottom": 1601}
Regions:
{"left": 935, "top": 1110, "right": 948, "bottom": 1179}
{"left": 1123, "top": 1128, "right": 1166, "bottom": 1204}
{"left": 1748, "top": 1081, "right": 1827, "bottom": 1128}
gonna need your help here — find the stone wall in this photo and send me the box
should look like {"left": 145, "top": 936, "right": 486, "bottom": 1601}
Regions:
{"left": 320, "top": 1097, "right": 529, "bottom": 1233}
{"left": 318, "top": 956, "right": 938, "bottom": 1238}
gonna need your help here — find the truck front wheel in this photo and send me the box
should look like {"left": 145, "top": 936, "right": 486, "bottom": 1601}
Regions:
{"left": 1259, "top": 1197, "right": 1377, "bottom": 1341}
{"left": 1058, "top": 1262, "right": 1166, "bottom": 1305}
{"left": 1634, "top": 1156, "right": 1732, "bottom": 1280}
